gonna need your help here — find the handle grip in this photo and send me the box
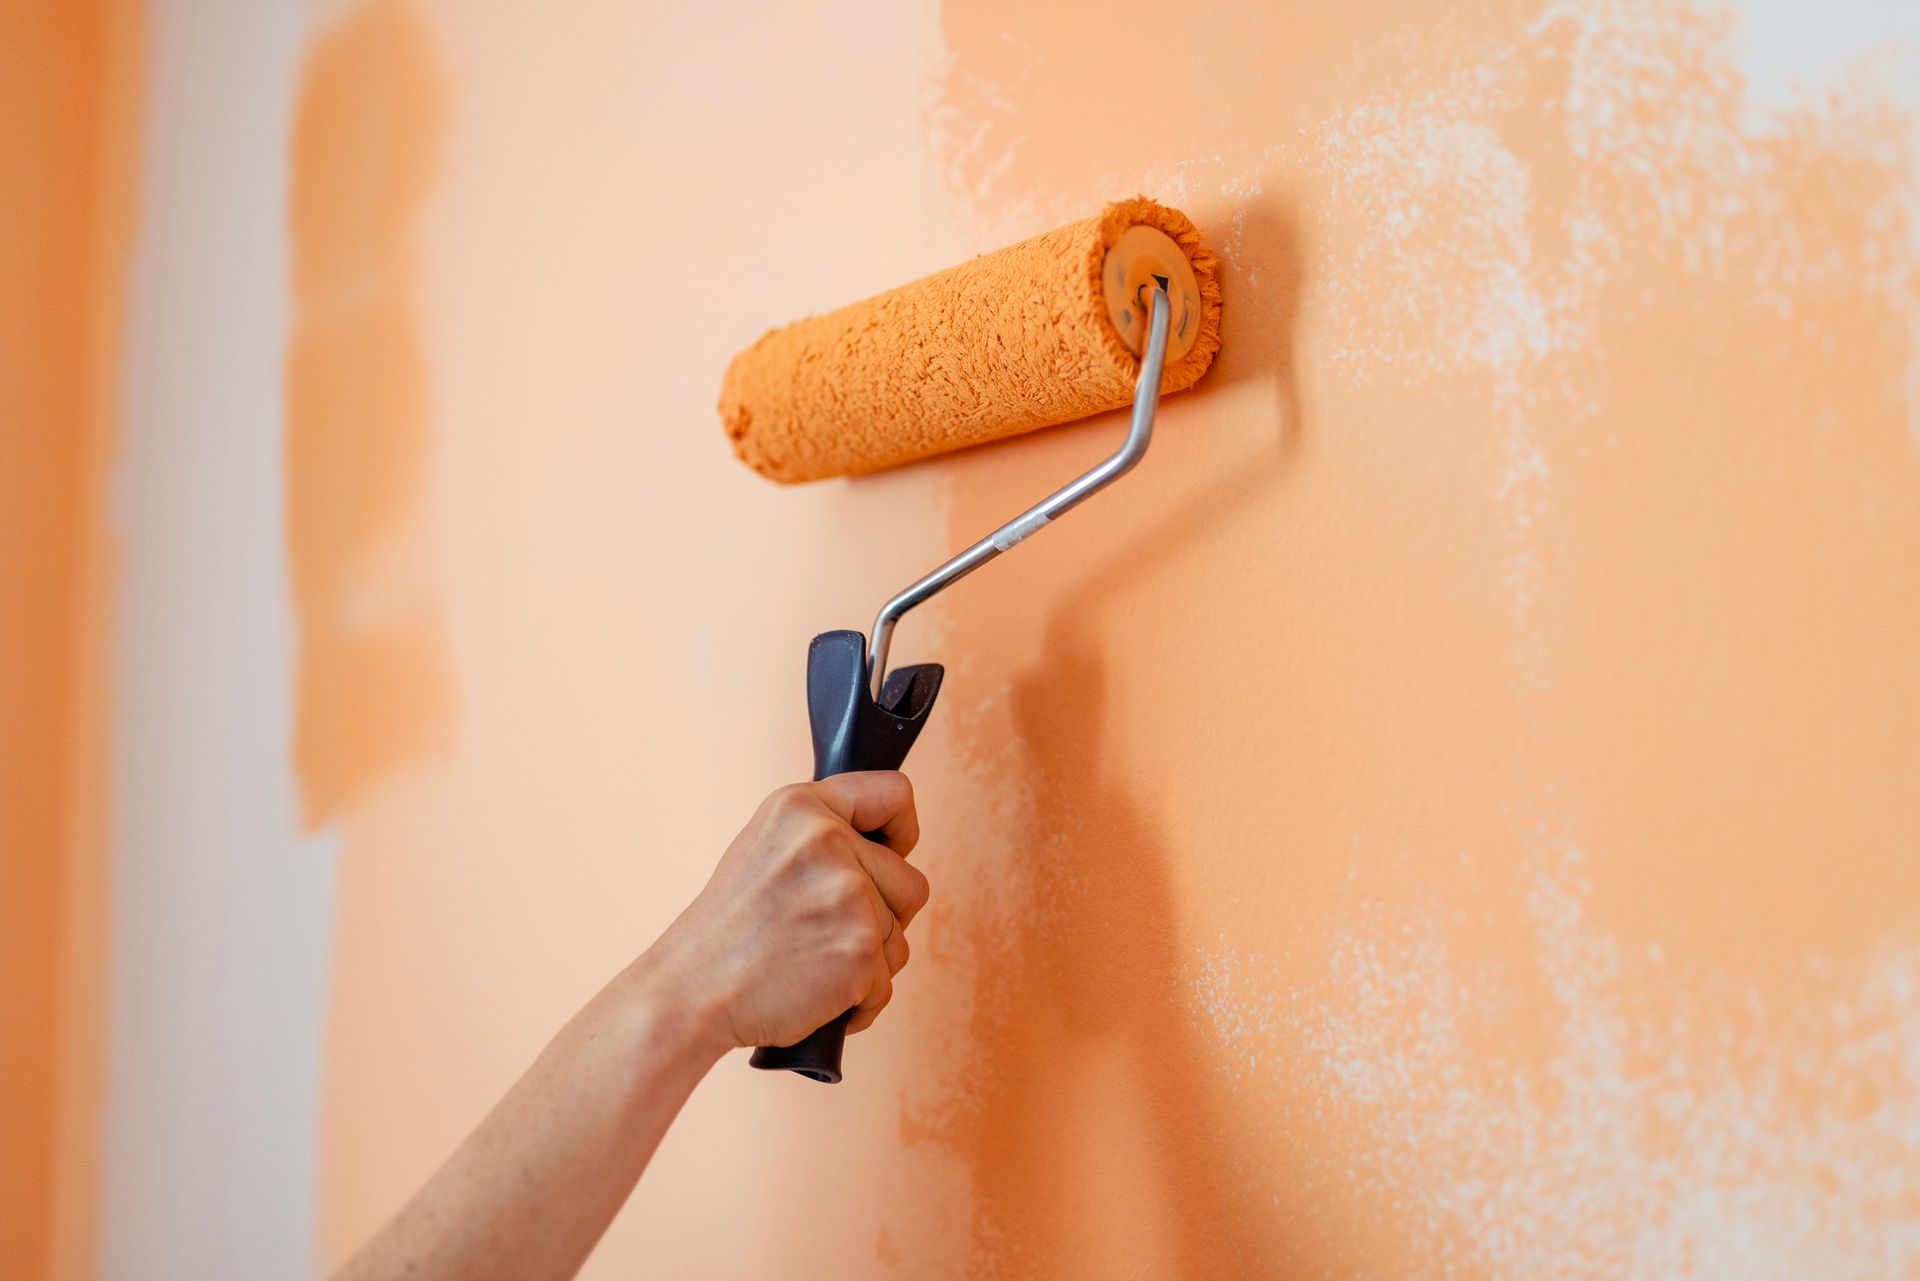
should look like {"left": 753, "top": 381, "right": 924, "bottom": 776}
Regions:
{"left": 748, "top": 630, "right": 942, "bottom": 1083}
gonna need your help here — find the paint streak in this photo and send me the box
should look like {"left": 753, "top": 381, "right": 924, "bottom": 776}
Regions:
{"left": 919, "top": 0, "right": 1920, "bottom": 1273}
{"left": 287, "top": 0, "right": 453, "bottom": 827}
{"left": 0, "top": 1, "right": 141, "bottom": 1276}
{"left": 47, "top": 10, "right": 145, "bottom": 1273}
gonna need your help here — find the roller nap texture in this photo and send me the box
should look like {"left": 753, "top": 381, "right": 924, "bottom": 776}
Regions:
{"left": 719, "top": 198, "right": 1222, "bottom": 483}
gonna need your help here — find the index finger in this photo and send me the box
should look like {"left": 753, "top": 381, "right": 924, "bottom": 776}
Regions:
{"left": 813, "top": 771, "right": 919, "bottom": 856}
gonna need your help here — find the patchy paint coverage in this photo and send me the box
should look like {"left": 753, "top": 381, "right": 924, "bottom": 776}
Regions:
{"left": 921, "top": 0, "right": 1920, "bottom": 1274}
{"left": 1192, "top": 850, "right": 1920, "bottom": 1276}
{"left": 65, "top": 0, "right": 1912, "bottom": 1276}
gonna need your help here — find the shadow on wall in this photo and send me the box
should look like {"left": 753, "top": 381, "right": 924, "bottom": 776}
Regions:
{"left": 286, "top": 0, "right": 453, "bottom": 825}
{"left": 916, "top": 193, "right": 1310, "bottom": 1276}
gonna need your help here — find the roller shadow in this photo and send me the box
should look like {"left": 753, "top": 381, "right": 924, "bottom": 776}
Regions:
{"left": 927, "top": 192, "right": 1311, "bottom": 1276}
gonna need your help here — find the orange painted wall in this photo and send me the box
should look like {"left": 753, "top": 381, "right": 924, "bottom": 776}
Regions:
{"left": 294, "top": 0, "right": 1920, "bottom": 1276}
{"left": 0, "top": 2, "right": 135, "bottom": 1278}
{"left": 0, "top": 1, "right": 85, "bottom": 1260}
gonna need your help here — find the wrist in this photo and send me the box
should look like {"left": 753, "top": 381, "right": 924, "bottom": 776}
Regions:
{"left": 608, "top": 947, "right": 738, "bottom": 1069}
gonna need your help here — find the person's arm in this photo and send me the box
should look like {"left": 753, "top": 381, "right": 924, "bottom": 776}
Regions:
{"left": 331, "top": 771, "right": 929, "bottom": 1281}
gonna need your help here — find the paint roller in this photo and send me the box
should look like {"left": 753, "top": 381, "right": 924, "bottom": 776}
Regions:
{"left": 718, "top": 197, "right": 1222, "bottom": 1082}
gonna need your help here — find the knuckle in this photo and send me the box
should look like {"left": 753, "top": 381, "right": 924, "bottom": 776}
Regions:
{"left": 852, "top": 912, "right": 886, "bottom": 950}
{"left": 768, "top": 782, "right": 816, "bottom": 819}
{"left": 781, "top": 816, "right": 844, "bottom": 870}
{"left": 808, "top": 812, "right": 851, "bottom": 849}
{"left": 842, "top": 972, "right": 871, "bottom": 1008}
{"left": 827, "top": 869, "right": 872, "bottom": 913}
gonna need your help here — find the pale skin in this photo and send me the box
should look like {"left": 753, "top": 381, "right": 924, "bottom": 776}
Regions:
{"left": 331, "top": 770, "right": 928, "bottom": 1281}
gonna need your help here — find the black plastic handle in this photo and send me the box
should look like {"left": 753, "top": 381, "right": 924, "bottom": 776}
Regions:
{"left": 748, "top": 630, "right": 942, "bottom": 1083}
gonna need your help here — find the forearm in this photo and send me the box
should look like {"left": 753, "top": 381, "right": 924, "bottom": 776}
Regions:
{"left": 332, "top": 774, "right": 927, "bottom": 1279}
{"left": 332, "top": 955, "right": 728, "bottom": 1281}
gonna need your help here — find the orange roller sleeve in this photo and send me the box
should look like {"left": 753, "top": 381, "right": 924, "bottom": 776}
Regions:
{"left": 719, "top": 197, "right": 1223, "bottom": 483}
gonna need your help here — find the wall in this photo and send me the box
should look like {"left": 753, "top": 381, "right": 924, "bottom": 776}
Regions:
{"left": 27, "top": 0, "right": 1920, "bottom": 1276}
{"left": 0, "top": 2, "right": 134, "bottom": 1277}
{"left": 300, "top": 0, "right": 1920, "bottom": 1275}
{"left": 0, "top": 6, "right": 98, "bottom": 1274}
{"left": 99, "top": 0, "right": 340, "bottom": 1276}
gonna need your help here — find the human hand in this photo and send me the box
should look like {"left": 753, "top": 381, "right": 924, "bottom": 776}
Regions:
{"left": 333, "top": 772, "right": 927, "bottom": 1281}
{"left": 642, "top": 772, "right": 928, "bottom": 1054}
